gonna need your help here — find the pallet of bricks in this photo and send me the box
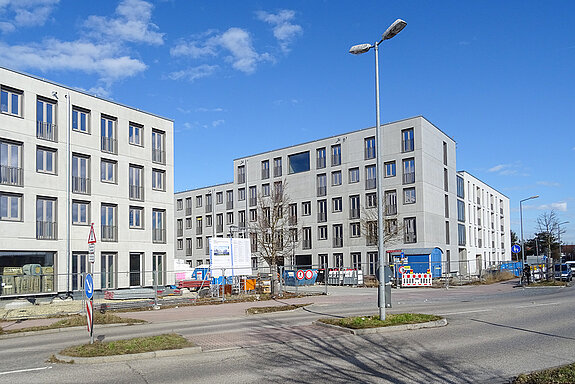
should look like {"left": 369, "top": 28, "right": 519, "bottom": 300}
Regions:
{"left": 1, "top": 267, "right": 22, "bottom": 295}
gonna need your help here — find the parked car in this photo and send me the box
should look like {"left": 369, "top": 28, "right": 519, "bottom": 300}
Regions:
{"left": 565, "top": 261, "right": 575, "bottom": 275}
{"left": 554, "top": 264, "right": 573, "bottom": 282}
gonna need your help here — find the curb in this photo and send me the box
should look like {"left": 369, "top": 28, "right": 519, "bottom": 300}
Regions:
{"left": 313, "top": 318, "right": 448, "bottom": 335}
{"left": 0, "top": 323, "right": 131, "bottom": 340}
{"left": 54, "top": 345, "right": 203, "bottom": 364}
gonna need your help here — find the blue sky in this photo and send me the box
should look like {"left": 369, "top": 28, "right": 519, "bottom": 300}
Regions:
{"left": 1, "top": 0, "right": 573, "bottom": 242}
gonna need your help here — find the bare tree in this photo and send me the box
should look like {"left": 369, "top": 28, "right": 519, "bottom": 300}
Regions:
{"left": 249, "top": 180, "right": 299, "bottom": 294}
{"left": 536, "top": 210, "right": 562, "bottom": 261}
{"left": 360, "top": 207, "right": 404, "bottom": 248}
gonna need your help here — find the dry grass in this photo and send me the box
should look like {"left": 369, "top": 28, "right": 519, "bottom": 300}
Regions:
{"left": 513, "top": 362, "right": 575, "bottom": 383}
{"left": 318, "top": 313, "right": 442, "bottom": 329}
{"left": 246, "top": 303, "right": 311, "bottom": 315}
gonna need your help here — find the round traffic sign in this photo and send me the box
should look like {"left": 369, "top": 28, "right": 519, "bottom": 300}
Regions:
{"left": 296, "top": 270, "right": 305, "bottom": 280}
{"left": 304, "top": 270, "right": 313, "bottom": 280}
{"left": 399, "top": 266, "right": 406, "bottom": 274}
{"left": 511, "top": 244, "right": 521, "bottom": 254}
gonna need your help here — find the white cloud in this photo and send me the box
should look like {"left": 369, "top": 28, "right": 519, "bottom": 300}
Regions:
{"left": 537, "top": 181, "right": 561, "bottom": 187}
{"left": 212, "top": 119, "right": 224, "bottom": 127}
{"left": 219, "top": 27, "right": 272, "bottom": 73}
{"left": 256, "top": 9, "right": 302, "bottom": 53}
{"left": 168, "top": 64, "right": 218, "bottom": 82}
{"left": 536, "top": 202, "right": 568, "bottom": 212}
{"left": 0, "top": 0, "right": 59, "bottom": 33}
{"left": 83, "top": 0, "right": 164, "bottom": 45}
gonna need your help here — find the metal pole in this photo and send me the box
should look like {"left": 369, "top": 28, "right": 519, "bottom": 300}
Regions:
{"left": 66, "top": 93, "right": 71, "bottom": 294}
{"left": 374, "top": 41, "right": 387, "bottom": 320}
{"left": 520, "top": 200, "right": 525, "bottom": 275}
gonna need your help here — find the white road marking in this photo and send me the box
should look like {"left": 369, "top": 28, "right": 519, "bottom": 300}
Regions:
{"left": 515, "top": 302, "right": 559, "bottom": 309}
{"left": 0, "top": 366, "right": 52, "bottom": 376}
{"left": 436, "top": 309, "right": 491, "bottom": 316}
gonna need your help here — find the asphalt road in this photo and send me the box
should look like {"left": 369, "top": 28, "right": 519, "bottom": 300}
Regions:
{"left": 0, "top": 282, "right": 573, "bottom": 384}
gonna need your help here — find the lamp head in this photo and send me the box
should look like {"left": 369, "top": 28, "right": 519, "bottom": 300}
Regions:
{"left": 382, "top": 19, "right": 407, "bottom": 40}
{"left": 349, "top": 43, "right": 372, "bottom": 55}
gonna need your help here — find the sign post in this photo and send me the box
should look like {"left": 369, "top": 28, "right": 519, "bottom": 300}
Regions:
{"left": 85, "top": 273, "right": 94, "bottom": 344}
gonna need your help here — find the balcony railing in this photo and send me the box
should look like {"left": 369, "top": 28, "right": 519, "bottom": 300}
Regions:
{"left": 0, "top": 165, "right": 23, "bottom": 186}
{"left": 196, "top": 227, "right": 202, "bottom": 235}
{"left": 405, "top": 233, "right": 416, "bottom": 243}
{"left": 101, "top": 136, "right": 117, "bottom": 154}
{"left": 101, "top": 225, "right": 117, "bottom": 242}
{"left": 152, "top": 148, "right": 165, "bottom": 164}
{"left": 153, "top": 228, "right": 166, "bottom": 243}
{"left": 403, "top": 172, "right": 415, "bottom": 184}
{"left": 185, "top": 207, "right": 192, "bottom": 216}
{"left": 37, "top": 121, "right": 57, "bottom": 142}
{"left": 216, "top": 224, "right": 223, "bottom": 233}
{"left": 365, "top": 147, "right": 375, "bottom": 159}
{"left": 177, "top": 228, "right": 183, "bottom": 237}
{"left": 129, "top": 185, "right": 144, "bottom": 201}
{"left": 261, "top": 169, "right": 269, "bottom": 179}
{"left": 289, "top": 216, "right": 297, "bottom": 226}
{"left": 350, "top": 209, "right": 360, "bottom": 220}
{"left": 365, "top": 178, "right": 376, "bottom": 190}
{"left": 302, "top": 239, "right": 312, "bottom": 250}
{"left": 402, "top": 139, "right": 414, "bottom": 152}
{"left": 478, "top": 239, "right": 483, "bottom": 248}
{"left": 366, "top": 237, "right": 377, "bottom": 246}
{"left": 333, "top": 237, "right": 343, "bottom": 248}
{"left": 317, "top": 186, "right": 326, "bottom": 197}
{"left": 205, "top": 204, "right": 212, "bottom": 213}
{"left": 226, "top": 201, "right": 233, "bottom": 210}
{"left": 36, "top": 221, "right": 57, "bottom": 240}
{"left": 317, "top": 212, "right": 327, "bottom": 223}
{"left": 385, "top": 205, "right": 397, "bottom": 216}
{"left": 249, "top": 197, "right": 257, "bottom": 207}
{"left": 185, "top": 248, "right": 193, "bottom": 256}
{"left": 72, "top": 176, "right": 90, "bottom": 194}
{"left": 238, "top": 174, "right": 245, "bottom": 184}
{"left": 332, "top": 155, "right": 341, "bottom": 166}
{"left": 317, "top": 158, "right": 326, "bottom": 169}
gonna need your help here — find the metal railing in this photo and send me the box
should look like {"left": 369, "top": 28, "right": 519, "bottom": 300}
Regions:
{"left": 302, "top": 239, "right": 311, "bottom": 250}
{"left": 317, "top": 212, "right": 327, "bottom": 223}
{"left": 249, "top": 198, "right": 257, "bottom": 207}
{"left": 72, "top": 176, "right": 90, "bottom": 194}
{"left": 37, "top": 121, "right": 57, "bottom": 141}
{"left": 186, "top": 207, "right": 192, "bottom": 216}
{"left": 129, "top": 185, "right": 144, "bottom": 201}
{"left": 317, "top": 186, "right": 326, "bottom": 197}
{"left": 402, "top": 139, "right": 414, "bottom": 152}
{"left": 333, "top": 238, "right": 343, "bottom": 248}
{"left": 350, "top": 209, "right": 360, "bottom": 219}
{"left": 101, "top": 225, "right": 117, "bottom": 242}
{"left": 0, "top": 165, "right": 23, "bottom": 186}
{"left": 101, "top": 136, "right": 117, "bottom": 154}
{"left": 403, "top": 172, "right": 415, "bottom": 184}
{"left": 261, "top": 169, "right": 269, "bottom": 179}
{"left": 365, "top": 178, "right": 376, "bottom": 190}
{"left": 385, "top": 204, "right": 397, "bottom": 215}
{"left": 317, "top": 158, "right": 326, "bottom": 169}
{"left": 153, "top": 229, "right": 166, "bottom": 243}
{"left": 365, "top": 147, "right": 375, "bottom": 159}
{"left": 205, "top": 204, "right": 212, "bottom": 213}
{"left": 36, "top": 221, "right": 57, "bottom": 240}
{"left": 226, "top": 201, "right": 233, "bottom": 210}
{"left": 152, "top": 148, "right": 165, "bottom": 164}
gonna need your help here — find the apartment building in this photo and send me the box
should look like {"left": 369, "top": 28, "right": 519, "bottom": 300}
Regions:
{"left": 0, "top": 67, "right": 174, "bottom": 297}
{"left": 175, "top": 116, "right": 510, "bottom": 276}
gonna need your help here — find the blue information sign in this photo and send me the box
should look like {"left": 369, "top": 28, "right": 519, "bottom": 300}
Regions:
{"left": 511, "top": 244, "right": 521, "bottom": 254}
{"left": 85, "top": 273, "right": 94, "bottom": 300}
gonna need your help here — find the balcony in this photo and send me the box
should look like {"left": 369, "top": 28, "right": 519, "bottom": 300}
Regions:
{"left": 101, "top": 136, "right": 117, "bottom": 154}
{"left": 478, "top": 239, "right": 483, "bottom": 248}
{"left": 385, "top": 205, "right": 397, "bottom": 216}
{"left": 249, "top": 197, "right": 257, "bottom": 207}
{"left": 405, "top": 233, "right": 416, "bottom": 243}
{"left": 101, "top": 225, "right": 117, "bottom": 242}
{"left": 317, "top": 212, "right": 327, "bottom": 223}
{"left": 350, "top": 209, "right": 360, "bottom": 220}
{"left": 0, "top": 165, "right": 23, "bottom": 186}
{"left": 152, "top": 148, "right": 165, "bottom": 164}
{"left": 365, "top": 178, "right": 376, "bottom": 190}
{"left": 333, "top": 237, "right": 343, "bottom": 248}
{"left": 317, "top": 186, "right": 326, "bottom": 197}
{"left": 37, "top": 121, "right": 57, "bottom": 142}
{"left": 403, "top": 172, "right": 415, "bottom": 184}
{"left": 129, "top": 185, "right": 144, "bottom": 201}
{"left": 36, "top": 221, "right": 57, "bottom": 240}
{"left": 72, "top": 176, "right": 90, "bottom": 194}
{"left": 153, "top": 228, "right": 166, "bottom": 243}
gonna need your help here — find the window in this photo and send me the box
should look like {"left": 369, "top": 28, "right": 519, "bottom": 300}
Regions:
{"left": 331, "top": 170, "right": 342, "bottom": 186}
{"left": 129, "top": 122, "right": 143, "bottom": 146}
{"left": 332, "top": 197, "right": 342, "bottom": 212}
{"left": 458, "top": 224, "right": 466, "bottom": 246}
{"left": 456, "top": 176, "right": 465, "bottom": 198}
{"left": 226, "top": 212, "right": 234, "bottom": 224}
{"left": 185, "top": 197, "right": 192, "bottom": 214}
{"left": 350, "top": 222, "right": 361, "bottom": 237}
{"left": 129, "top": 206, "right": 143, "bottom": 229}
{"left": 262, "top": 183, "right": 270, "bottom": 197}
{"left": 237, "top": 165, "right": 245, "bottom": 183}
{"left": 349, "top": 195, "right": 360, "bottom": 219}
{"left": 216, "top": 191, "right": 223, "bottom": 204}
{"left": 334, "top": 253, "right": 343, "bottom": 268}
{"left": 457, "top": 200, "right": 466, "bottom": 222}
{"left": 101, "top": 253, "right": 117, "bottom": 290}
{"left": 196, "top": 237, "right": 203, "bottom": 249}
{"left": 129, "top": 165, "right": 143, "bottom": 200}
{"left": 317, "top": 173, "right": 327, "bottom": 196}
{"left": 445, "top": 195, "right": 449, "bottom": 218}
{"left": 404, "top": 187, "right": 416, "bottom": 204}
{"left": 333, "top": 224, "right": 343, "bottom": 247}
{"left": 249, "top": 186, "right": 257, "bottom": 207}
{"left": 289, "top": 203, "right": 297, "bottom": 225}
{"left": 385, "top": 190, "right": 397, "bottom": 215}
{"left": 197, "top": 217, "right": 204, "bottom": 234}
{"left": 177, "top": 219, "right": 183, "bottom": 237}
{"left": 186, "top": 217, "right": 192, "bottom": 229}
{"left": 249, "top": 209, "right": 257, "bottom": 222}
{"left": 316, "top": 147, "right": 326, "bottom": 169}
{"left": 72, "top": 107, "right": 89, "bottom": 135}
{"left": 402, "top": 158, "right": 415, "bottom": 184}
{"left": 216, "top": 214, "right": 223, "bottom": 233}
{"left": 402, "top": 128, "right": 414, "bottom": 152}
{"left": 238, "top": 210, "right": 246, "bottom": 227}
{"left": 101, "top": 115, "right": 117, "bottom": 154}
{"left": 445, "top": 221, "right": 450, "bottom": 244}
{"left": 37, "top": 98, "right": 57, "bottom": 141}
{"left": 443, "top": 141, "right": 448, "bottom": 165}
{"left": 385, "top": 219, "right": 398, "bottom": 237}
{"left": 152, "top": 130, "right": 165, "bottom": 164}
{"left": 331, "top": 144, "right": 341, "bottom": 166}
{"left": 368, "top": 252, "right": 378, "bottom": 275}
{"left": 317, "top": 199, "right": 327, "bottom": 222}
{"left": 261, "top": 160, "right": 269, "bottom": 179}
{"left": 152, "top": 209, "right": 166, "bottom": 243}
{"left": 444, "top": 168, "right": 449, "bottom": 192}
{"left": 318, "top": 225, "right": 328, "bottom": 240}
{"left": 72, "top": 200, "right": 89, "bottom": 225}
{"left": 186, "top": 238, "right": 193, "bottom": 255}
{"left": 152, "top": 169, "right": 165, "bottom": 191}
{"left": 302, "top": 227, "right": 312, "bottom": 249}
{"left": 1, "top": 86, "right": 22, "bottom": 116}
{"left": 101, "top": 204, "right": 117, "bottom": 242}
{"left": 273, "top": 157, "right": 282, "bottom": 177}
{"left": 302, "top": 201, "right": 311, "bottom": 216}
{"left": 0, "top": 192, "right": 22, "bottom": 221}
{"left": 37, "top": 147, "right": 56, "bottom": 174}
{"left": 404, "top": 217, "right": 416, "bottom": 243}
{"left": 366, "top": 192, "right": 377, "bottom": 208}
{"left": 72, "top": 154, "right": 90, "bottom": 194}
{"left": 177, "top": 239, "right": 183, "bottom": 250}
{"left": 349, "top": 167, "right": 359, "bottom": 183}
{"left": 0, "top": 140, "right": 23, "bottom": 186}
{"left": 176, "top": 199, "right": 183, "bottom": 211}
{"left": 129, "top": 252, "right": 143, "bottom": 286}
{"left": 238, "top": 188, "right": 245, "bottom": 201}
{"left": 206, "top": 215, "right": 212, "bottom": 227}
{"left": 226, "top": 190, "right": 233, "bottom": 209}
{"left": 206, "top": 194, "right": 213, "bottom": 212}
{"left": 385, "top": 161, "right": 396, "bottom": 178}
{"left": 195, "top": 195, "right": 202, "bottom": 208}
{"left": 366, "top": 221, "right": 377, "bottom": 246}
{"left": 366, "top": 165, "right": 376, "bottom": 189}
{"left": 365, "top": 137, "right": 375, "bottom": 159}
{"left": 288, "top": 151, "right": 310, "bottom": 174}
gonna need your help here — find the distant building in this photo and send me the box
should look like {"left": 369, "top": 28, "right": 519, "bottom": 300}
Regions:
{"left": 0, "top": 67, "right": 174, "bottom": 297}
{"left": 174, "top": 116, "right": 510, "bottom": 277}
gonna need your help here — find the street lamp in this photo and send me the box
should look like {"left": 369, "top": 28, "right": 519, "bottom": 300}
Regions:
{"left": 557, "top": 221, "right": 569, "bottom": 261}
{"left": 520, "top": 195, "right": 539, "bottom": 271}
{"left": 349, "top": 18, "right": 406, "bottom": 320}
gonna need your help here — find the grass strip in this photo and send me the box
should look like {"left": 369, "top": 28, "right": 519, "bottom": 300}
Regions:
{"left": 246, "top": 303, "right": 311, "bottom": 315}
{"left": 0, "top": 312, "right": 144, "bottom": 335}
{"left": 60, "top": 333, "right": 193, "bottom": 357}
{"left": 513, "top": 362, "right": 575, "bottom": 384}
{"left": 318, "top": 313, "right": 442, "bottom": 329}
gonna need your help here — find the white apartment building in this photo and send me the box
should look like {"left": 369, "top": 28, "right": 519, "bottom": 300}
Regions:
{"left": 0, "top": 67, "right": 174, "bottom": 297}
{"left": 175, "top": 116, "right": 510, "bottom": 276}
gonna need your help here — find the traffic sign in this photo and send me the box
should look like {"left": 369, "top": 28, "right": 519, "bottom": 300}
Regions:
{"left": 296, "top": 270, "right": 305, "bottom": 280}
{"left": 88, "top": 223, "right": 97, "bottom": 244}
{"left": 511, "top": 244, "right": 521, "bottom": 254}
{"left": 86, "top": 300, "right": 93, "bottom": 334}
{"left": 304, "top": 269, "right": 313, "bottom": 280}
{"left": 88, "top": 243, "right": 95, "bottom": 264}
{"left": 85, "top": 273, "right": 94, "bottom": 299}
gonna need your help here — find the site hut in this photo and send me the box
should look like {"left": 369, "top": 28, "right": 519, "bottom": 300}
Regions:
{"left": 175, "top": 116, "right": 511, "bottom": 279}
{"left": 0, "top": 66, "right": 174, "bottom": 298}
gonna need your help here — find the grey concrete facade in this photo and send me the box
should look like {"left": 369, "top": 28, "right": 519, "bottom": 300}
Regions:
{"left": 0, "top": 67, "right": 174, "bottom": 295}
{"left": 175, "top": 116, "right": 510, "bottom": 275}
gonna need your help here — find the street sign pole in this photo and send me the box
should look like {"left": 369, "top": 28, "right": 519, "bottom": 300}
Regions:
{"left": 85, "top": 273, "right": 94, "bottom": 344}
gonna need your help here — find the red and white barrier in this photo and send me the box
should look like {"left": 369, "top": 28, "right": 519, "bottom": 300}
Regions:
{"left": 402, "top": 273, "right": 432, "bottom": 287}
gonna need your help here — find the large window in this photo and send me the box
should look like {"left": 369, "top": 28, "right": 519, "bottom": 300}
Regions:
{"left": 261, "top": 160, "right": 269, "bottom": 179}
{"left": 364, "top": 137, "right": 375, "bottom": 159}
{"left": 37, "top": 98, "right": 57, "bottom": 141}
{"left": 152, "top": 209, "right": 166, "bottom": 243}
{"left": 316, "top": 147, "right": 326, "bottom": 169}
{"left": 101, "top": 115, "right": 117, "bottom": 154}
{"left": 129, "top": 122, "right": 143, "bottom": 146}
{"left": 317, "top": 199, "right": 327, "bottom": 222}
{"left": 457, "top": 176, "right": 465, "bottom": 199}
{"left": 404, "top": 187, "right": 416, "bottom": 204}
{"left": 288, "top": 151, "right": 310, "bottom": 174}
{"left": 302, "top": 201, "right": 311, "bottom": 216}
{"left": 0, "top": 192, "right": 22, "bottom": 221}
{"left": 1, "top": 86, "right": 22, "bottom": 117}
{"left": 366, "top": 192, "right": 377, "bottom": 208}
{"left": 402, "top": 128, "right": 414, "bottom": 152}
{"left": 152, "top": 130, "right": 165, "bottom": 164}
{"left": 130, "top": 206, "right": 143, "bottom": 229}
{"left": 101, "top": 159, "right": 116, "bottom": 184}
{"left": 273, "top": 157, "right": 282, "bottom": 177}
{"left": 457, "top": 200, "right": 466, "bottom": 222}
{"left": 331, "top": 144, "right": 341, "bottom": 166}
{"left": 237, "top": 165, "right": 246, "bottom": 183}
{"left": 0, "top": 140, "right": 22, "bottom": 186}
{"left": 152, "top": 169, "right": 165, "bottom": 191}
{"left": 366, "top": 165, "right": 376, "bottom": 190}
{"left": 384, "top": 161, "right": 396, "bottom": 178}
{"left": 36, "top": 197, "right": 57, "bottom": 240}
{"left": 332, "top": 197, "right": 342, "bottom": 212}
{"left": 317, "top": 174, "right": 327, "bottom": 196}
{"left": 72, "top": 200, "right": 89, "bottom": 225}
{"left": 101, "top": 253, "right": 116, "bottom": 289}
{"left": 73, "top": 107, "right": 90, "bottom": 134}
{"left": 129, "top": 165, "right": 143, "bottom": 200}
{"left": 402, "top": 158, "right": 415, "bottom": 184}
{"left": 349, "top": 195, "right": 360, "bottom": 219}
{"left": 36, "top": 147, "right": 56, "bottom": 174}
{"left": 404, "top": 217, "right": 417, "bottom": 243}
{"left": 349, "top": 167, "right": 359, "bottom": 183}
{"left": 72, "top": 154, "right": 90, "bottom": 194}
{"left": 333, "top": 224, "right": 343, "bottom": 247}
{"left": 385, "top": 190, "right": 397, "bottom": 215}
{"left": 331, "top": 170, "right": 342, "bottom": 186}
{"left": 101, "top": 204, "right": 117, "bottom": 242}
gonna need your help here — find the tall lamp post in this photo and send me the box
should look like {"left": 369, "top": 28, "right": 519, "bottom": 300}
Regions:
{"left": 520, "top": 195, "right": 539, "bottom": 270}
{"left": 557, "top": 221, "right": 569, "bottom": 261}
{"left": 349, "top": 19, "right": 406, "bottom": 320}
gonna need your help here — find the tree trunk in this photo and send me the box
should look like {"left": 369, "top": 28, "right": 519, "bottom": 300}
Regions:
{"left": 270, "top": 262, "right": 277, "bottom": 296}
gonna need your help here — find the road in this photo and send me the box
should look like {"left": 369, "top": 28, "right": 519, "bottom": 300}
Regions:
{"left": 0, "top": 281, "right": 573, "bottom": 383}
